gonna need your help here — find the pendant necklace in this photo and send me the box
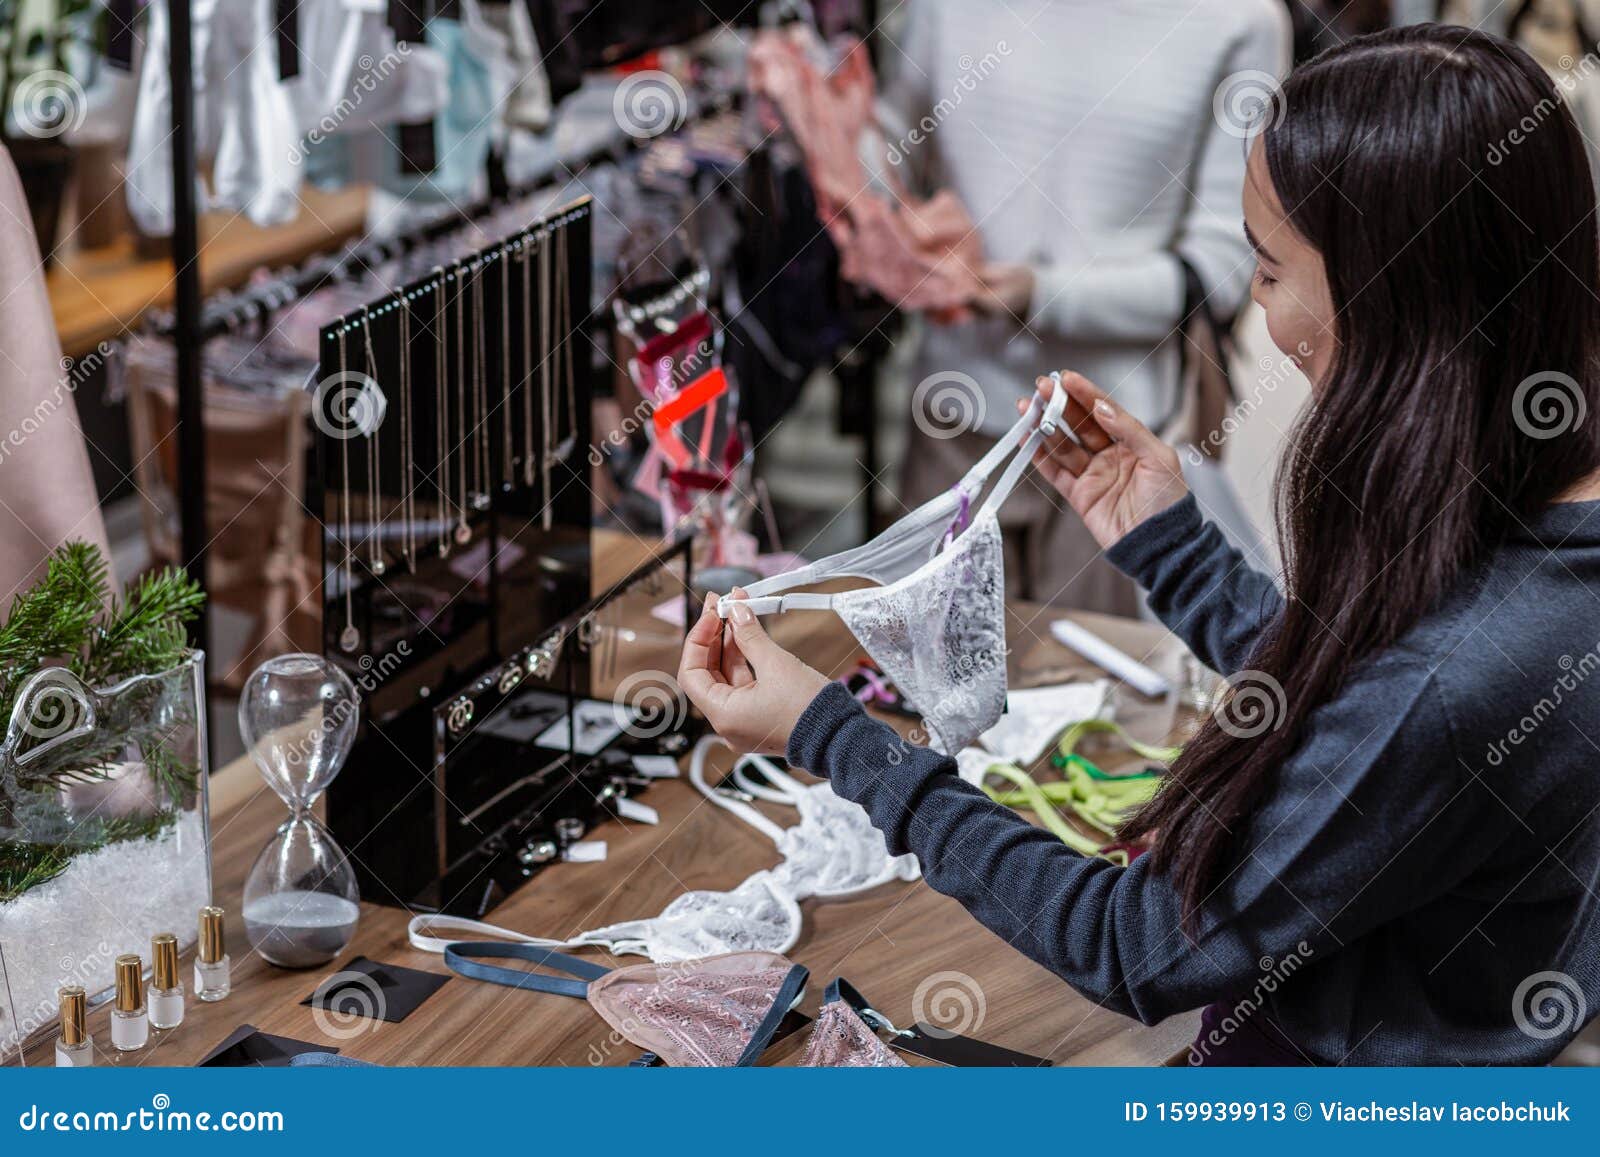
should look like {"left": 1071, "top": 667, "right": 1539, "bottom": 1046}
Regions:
{"left": 398, "top": 294, "right": 416, "bottom": 571}
{"left": 360, "top": 308, "right": 386, "bottom": 577}
{"left": 521, "top": 234, "right": 536, "bottom": 489}
{"left": 539, "top": 224, "right": 554, "bottom": 529}
{"left": 336, "top": 327, "right": 360, "bottom": 653}
{"left": 454, "top": 261, "right": 472, "bottom": 546}
{"left": 434, "top": 269, "right": 452, "bottom": 557}
{"left": 501, "top": 244, "right": 514, "bottom": 492}
{"left": 552, "top": 223, "right": 577, "bottom": 469}
{"left": 472, "top": 258, "right": 490, "bottom": 511}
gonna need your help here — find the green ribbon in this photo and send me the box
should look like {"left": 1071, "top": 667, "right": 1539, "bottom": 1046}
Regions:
{"left": 973, "top": 715, "right": 1180, "bottom": 863}
{"left": 1053, "top": 717, "right": 1182, "bottom": 768}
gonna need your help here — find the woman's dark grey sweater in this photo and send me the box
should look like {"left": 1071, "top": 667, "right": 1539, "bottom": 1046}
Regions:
{"left": 787, "top": 494, "right": 1600, "bottom": 1064}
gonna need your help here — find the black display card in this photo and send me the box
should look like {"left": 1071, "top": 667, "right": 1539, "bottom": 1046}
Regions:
{"left": 300, "top": 956, "right": 450, "bottom": 1025}
{"left": 198, "top": 1025, "right": 338, "bottom": 1068}
{"left": 890, "top": 1023, "right": 1054, "bottom": 1068}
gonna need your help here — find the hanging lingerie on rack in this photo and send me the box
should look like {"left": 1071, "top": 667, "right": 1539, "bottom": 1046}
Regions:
{"left": 719, "top": 381, "right": 1068, "bottom": 753}
{"left": 127, "top": 0, "right": 300, "bottom": 232}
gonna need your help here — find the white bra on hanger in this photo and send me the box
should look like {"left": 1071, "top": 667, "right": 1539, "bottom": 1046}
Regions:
{"left": 127, "top": 0, "right": 300, "bottom": 234}
{"left": 719, "top": 380, "right": 1067, "bottom": 752}
{"left": 408, "top": 736, "right": 918, "bottom": 962}
{"left": 289, "top": 0, "right": 451, "bottom": 139}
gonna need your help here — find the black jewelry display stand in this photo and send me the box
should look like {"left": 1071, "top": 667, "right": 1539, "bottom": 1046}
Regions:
{"left": 424, "top": 539, "right": 694, "bottom": 915}
{"left": 310, "top": 200, "right": 694, "bottom": 916}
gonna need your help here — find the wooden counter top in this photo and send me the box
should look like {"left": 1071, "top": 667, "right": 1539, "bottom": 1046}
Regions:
{"left": 17, "top": 585, "right": 1201, "bottom": 1068}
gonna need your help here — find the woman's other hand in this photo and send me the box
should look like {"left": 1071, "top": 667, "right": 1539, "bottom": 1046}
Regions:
{"left": 972, "top": 262, "right": 1036, "bottom": 322}
{"left": 1025, "top": 372, "right": 1189, "bottom": 549}
{"left": 678, "top": 589, "right": 828, "bottom": 755}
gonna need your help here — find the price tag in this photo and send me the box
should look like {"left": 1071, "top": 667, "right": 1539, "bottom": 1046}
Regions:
{"left": 615, "top": 797, "right": 659, "bottom": 825}
{"left": 631, "top": 755, "right": 680, "bottom": 779}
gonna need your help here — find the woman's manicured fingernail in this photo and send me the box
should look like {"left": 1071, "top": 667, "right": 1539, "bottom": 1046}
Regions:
{"left": 730, "top": 603, "right": 754, "bottom": 626}
{"left": 1095, "top": 398, "right": 1115, "bottom": 419}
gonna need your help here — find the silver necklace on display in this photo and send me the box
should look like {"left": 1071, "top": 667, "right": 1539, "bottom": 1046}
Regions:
{"left": 521, "top": 233, "right": 537, "bottom": 489}
{"left": 434, "top": 269, "right": 453, "bottom": 558}
{"left": 472, "top": 258, "right": 490, "bottom": 512}
{"left": 538, "top": 224, "right": 554, "bottom": 529}
{"left": 360, "top": 308, "right": 386, "bottom": 577}
{"left": 336, "top": 328, "right": 360, "bottom": 653}
{"left": 454, "top": 261, "right": 472, "bottom": 546}
{"left": 549, "top": 223, "right": 578, "bottom": 473}
{"left": 501, "top": 244, "right": 514, "bottom": 493}
{"left": 399, "top": 295, "right": 416, "bottom": 571}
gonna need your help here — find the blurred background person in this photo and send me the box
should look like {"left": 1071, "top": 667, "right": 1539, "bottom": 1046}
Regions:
{"left": 0, "top": 145, "right": 109, "bottom": 605}
{"left": 880, "top": 0, "right": 1290, "bottom": 613}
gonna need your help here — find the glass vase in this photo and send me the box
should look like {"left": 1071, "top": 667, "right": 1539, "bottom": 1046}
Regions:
{"left": 0, "top": 653, "right": 211, "bottom": 1061}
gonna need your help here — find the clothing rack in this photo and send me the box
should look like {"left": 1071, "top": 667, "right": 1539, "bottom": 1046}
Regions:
{"left": 157, "top": 41, "right": 736, "bottom": 669}
{"left": 167, "top": 88, "right": 738, "bottom": 346}
{"left": 168, "top": 1, "right": 204, "bottom": 657}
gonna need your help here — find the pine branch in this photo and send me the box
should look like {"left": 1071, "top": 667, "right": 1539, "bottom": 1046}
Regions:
{"left": 0, "top": 543, "right": 207, "bottom": 901}
{"left": 0, "top": 844, "right": 70, "bottom": 903}
{"left": 0, "top": 541, "right": 108, "bottom": 706}
{"left": 79, "top": 566, "right": 205, "bottom": 689}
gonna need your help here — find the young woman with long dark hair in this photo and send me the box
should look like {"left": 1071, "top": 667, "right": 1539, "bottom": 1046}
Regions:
{"left": 678, "top": 23, "right": 1600, "bottom": 1064}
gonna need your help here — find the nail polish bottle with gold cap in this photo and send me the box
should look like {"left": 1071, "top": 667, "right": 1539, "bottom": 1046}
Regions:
{"left": 194, "top": 906, "right": 230, "bottom": 1002}
{"left": 110, "top": 955, "right": 148, "bottom": 1051}
{"left": 54, "top": 985, "right": 93, "bottom": 1067}
{"left": 148, "top": 933, "right": 184, "bottom": 1029}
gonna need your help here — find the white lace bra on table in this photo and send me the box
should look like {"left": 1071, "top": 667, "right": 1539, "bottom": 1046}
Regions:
{"left": 719, "top": 381, "right": 1067, "bottom": 752}
{"left": 408, "top": 736, "right": 918, "bottom": 963}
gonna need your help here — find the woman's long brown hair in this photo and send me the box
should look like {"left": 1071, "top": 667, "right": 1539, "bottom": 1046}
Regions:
{"left": 1119, "top": 24, "right": 1600, "bottom": 928}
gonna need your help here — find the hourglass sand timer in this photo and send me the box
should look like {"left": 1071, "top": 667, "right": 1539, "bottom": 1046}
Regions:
{"left": 239, "top": 654, "right": 361, "bottom": 968}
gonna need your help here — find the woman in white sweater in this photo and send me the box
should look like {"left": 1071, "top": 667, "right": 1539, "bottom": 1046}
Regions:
{"left": 884, "top": 0, "right": 1290, "bottom": 612}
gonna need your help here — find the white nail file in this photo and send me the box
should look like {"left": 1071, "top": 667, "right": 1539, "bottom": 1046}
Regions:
{"left": 1049, "top": 618, "right": 1170, "bottom": 698}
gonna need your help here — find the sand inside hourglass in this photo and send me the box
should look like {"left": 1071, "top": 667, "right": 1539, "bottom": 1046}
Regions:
{"left": 241, "top": 890, "right": 362, "bottom": 969}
